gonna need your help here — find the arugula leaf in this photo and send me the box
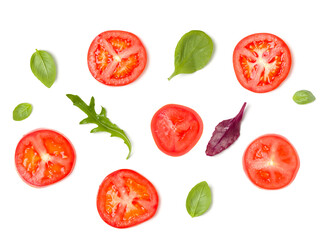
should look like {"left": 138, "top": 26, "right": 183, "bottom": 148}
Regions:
{"left": 13, "top": 103, "right": 33, "bottom": 121}
{"left": 30, "top": 49, "right": 56, "bottom": 88}
{"left": 186, "top": 181, "right": 212, "bottom": 217}
{"left": 66, "top": 94, "right": 132, "bottom": 159}
{"left": 168, "top": 30, "right": 213, "bottom": 80}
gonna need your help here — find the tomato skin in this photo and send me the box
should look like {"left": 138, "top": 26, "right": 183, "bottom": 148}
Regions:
{"left": 87, "top": 30, "right": 147, "bottom": 86}
{"left": 151, "top": 104, "right": 203, "bottom": 157}
{"left": 97, "top": 169, "right": 159, "bottom": 228}
{"left": 15, "top": 129, "right": 76, "bottom": 187}
{"left": 233, "top": 33, "right": 292, "bottom": 93}
{"left": 243, "top": 134, "right": 300, "bottom": 190}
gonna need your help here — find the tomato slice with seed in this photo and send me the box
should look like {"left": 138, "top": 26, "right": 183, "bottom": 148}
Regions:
{"left": 88, "top": 30, "right": 147, "bottom": 86}
{"left": 233, "top": 33, "right": 292, "bottom": 93}
{"left": 15, "top": 129, "right": 76, "bottom": 187}
{"left": 243, "top": 134, "right": 300, "bottom": 190}
{"left": 97, "top": 169, "right": 159, "bottom": 228}
{"left": 151, "top": 104, "right": 203, "bottom": 156}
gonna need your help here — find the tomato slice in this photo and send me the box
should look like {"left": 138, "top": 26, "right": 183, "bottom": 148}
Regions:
{"left": 243, "top": 134, "right": 300, "bottom": 190}
{"left": 151, "top": 104, "right": 203, "bottom": 156}
{"left": 233, "top": 33, "right": 292, "bottom": 93}
{"left": 97, "top": 169, "right": 159, "bottom": 228}
{"left": 15, "top": 129, "right": 76, "bottom": 187}
{"left": 87, "top": 30, "right": 147, "bottom": 86}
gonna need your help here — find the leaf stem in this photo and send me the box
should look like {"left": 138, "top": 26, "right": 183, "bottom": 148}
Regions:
{"left": 168, "top": 71, "right": 178, "bottom": 80}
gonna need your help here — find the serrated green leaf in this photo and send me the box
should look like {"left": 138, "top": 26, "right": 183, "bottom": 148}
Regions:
{"left": 91, "top": 127, "right": 105, "bottom": 133}
{"left": 100, "top": 107, "right": 106, "bottom": 117}
{"left": 30, "top": 49, "right": 56, "bottom": 88}
{"left": 186, "top": 181, "right": 212, "bottom": 217}
{"left": 66, "top": 94, "right": 132, "bottom": 159}
{"left": 80, "top": 117, "right": 93, "bottom": 124}
{"left": 89, "top": 97, "right": 95, "bottom": 111}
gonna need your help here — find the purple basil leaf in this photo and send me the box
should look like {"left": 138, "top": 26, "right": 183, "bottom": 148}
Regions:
{"left": 206, "top": 102, "right": 247, "bottom": 156}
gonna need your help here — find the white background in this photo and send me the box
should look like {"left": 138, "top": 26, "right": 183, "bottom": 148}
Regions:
{"left": 1, "top": 0, "right": 327, "bottom": 239}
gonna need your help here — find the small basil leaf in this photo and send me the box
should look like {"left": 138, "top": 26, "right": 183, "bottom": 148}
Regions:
{"left": 186, "top": 181, "right": 212, "bottom": 217}
{"left": 293, "top": 90, "right": 316, "bottom": 104}
{"left": 206, "top": 102, "right": 246, "bottom": 156}
{"left": 168, "top": 30, "right": 213, "bottom": 80}
{"left": 30, "top": 49, "right": 56, "bottom": 88}
{"left": 13, "top": 103, "right": 33, "bottom": 121}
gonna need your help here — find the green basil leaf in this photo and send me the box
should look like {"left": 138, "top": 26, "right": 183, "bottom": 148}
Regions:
{"left": 66, "top": 94, "right": 132, "bottom": 159}
{"left": 293, "top": 90, "right": 316, "bottom": 104}
{"left": 13, "top": 103, "right": 33, "bottom": 121}
{"left": 30, "top": 49, "right": 56, "bottom": 88}
{"left": 186, "top": 181, "right": 212, "bottom": 217}
{"left": 168, "top": 30, "right": 213, "bottom": 80}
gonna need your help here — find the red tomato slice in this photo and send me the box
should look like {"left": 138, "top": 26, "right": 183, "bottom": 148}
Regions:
{"left": 15, "top": 129, "right": 76, "bottom": 187}
{"left": 88, "top": 30, "right": 147, "bottom": 86}
{"left": 151, "top": 104, "right": 203, "bottom": 156}
{"left": 97, "top": 169, "right": 159, "bottom": 228}
{"left": 243, "top": 134, "right": 300, "bottom": 190}
{"left": 233, "top": 33, "right": 292, "bottom": 93}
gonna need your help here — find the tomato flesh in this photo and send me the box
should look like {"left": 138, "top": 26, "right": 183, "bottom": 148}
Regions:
{"left": 97, "top": 169, "right": 158, "bottom": 228}
{"left": 243, "top": 134, "right": 300, "bottom": 189}
{"left": 15, "top": 129, "right": 75, "bottom": 187}
{"left": 88, "top": 30, "right": 147, "bottom": 86}
{"left": 233, "top": 33, "right": 291, "bottom": 93}
{"left": 151, "top": 104, "right": 203, "bottom": 156}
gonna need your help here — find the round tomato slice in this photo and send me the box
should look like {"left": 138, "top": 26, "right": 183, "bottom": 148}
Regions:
{"left": 243, "top": 134, "right": 300, "bottom": 190}
{"left": 97, "top": 169, "right": 159, "bottom": 228}
{"left": 233, "top": 33, "right": 292, "bottom": 93}
{"left": 15, "top": 129, "right": 76, "bottom": 187}
{"left": 87, "top": 30, "right": 147, "bottom": 86}
{"left": 151, "top": 104, "right": 203, "bottom": 157}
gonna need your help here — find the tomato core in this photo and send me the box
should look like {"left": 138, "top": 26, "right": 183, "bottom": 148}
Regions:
{"left": 240, "top": 40, "right": 284, "bottom": 85}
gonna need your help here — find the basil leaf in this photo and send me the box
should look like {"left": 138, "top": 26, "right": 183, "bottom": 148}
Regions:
{"left": 30, "top": 49, "right": 56, "bottom": 88}
{"left": 66, "top": 94, "right": 132, "bottom": 159}
{"left": 186, "top": 181, "right": 212, "bottom": 217}
{"left": 206, "top": 102, "right": 246, "bottom": 156}
{"left": 13, "top": 103, "right": 33, "bottom": 121}
{"left": 168, "top": 30, "right": 213, "bottom": 80}
{"left": 293, "top": 90, "right": 316, "bottom": 104}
